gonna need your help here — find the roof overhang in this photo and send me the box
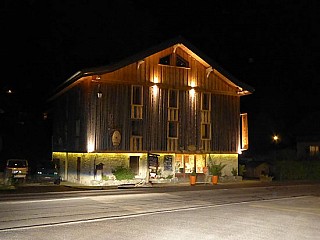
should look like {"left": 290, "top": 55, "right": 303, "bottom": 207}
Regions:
{"left": 48, "top": 36, "right": 254, "bottom": 102}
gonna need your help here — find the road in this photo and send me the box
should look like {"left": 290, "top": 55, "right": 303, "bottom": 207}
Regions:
{"left": 0, "top": 182, "right": 319, "bottom": 240}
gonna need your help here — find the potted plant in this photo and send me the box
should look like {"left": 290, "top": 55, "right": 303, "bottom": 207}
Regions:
{"left": 208, "top": 162, "right": 226, "bottom": 184}
{"left": 231, "top": 167, "right": 238, "bottom": 176}
{"left": 189, "top": 169, "right": 197, "bottom": 186}
{"left": 231, "top": 167, "right": 243, "bottom": 182}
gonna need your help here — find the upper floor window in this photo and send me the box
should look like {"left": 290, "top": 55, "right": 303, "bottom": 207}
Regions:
{"left": 309, "top": 145, "right": 320, "bottom": 156}
{"left": 131, "top": 120, "right": 142, "bottom": 136}
{"left": 168, "top": 89, "right": 179, "bottom": 108}
{"left": 201, "top": 123, "right": 211, "bottom": 140}
{"left": 168, "top": 122, "right": 178, "bottom": 138}
{"left": 132, "top": 85, "right": 143, "bottom": 105}
{"left": 159, "top": 55, "right": 171, "bottom": 65}
{"left": 201, "top": 92, "right": 211, "bottom": 111}
{"left": 176, "top": 55, "right": 189, "bottom": 68}
{"left": 159, "top": 54, "right": 189, "bottom": 68}
{"left": 131, "top": 85, "right": 143, "bottom": 119}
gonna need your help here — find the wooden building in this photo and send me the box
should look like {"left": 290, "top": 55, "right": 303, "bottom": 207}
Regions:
{"left": 49, "top": 37, "right": 254, "bottom": 185}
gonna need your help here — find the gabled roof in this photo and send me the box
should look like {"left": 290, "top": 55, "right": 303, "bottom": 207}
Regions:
{"left": 50, "top": 36, "right": 254, "bottom": 101}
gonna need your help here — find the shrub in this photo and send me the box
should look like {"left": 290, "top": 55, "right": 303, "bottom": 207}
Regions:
{"left": 112, "top": 166, "right": 135, "bottom": 180}
{"left": 231, "top": 167, "right": 238, "bottom": 176}
{"left": 274, "top": 160, "right": 320, "bottom": 181}
{"left": 239, "top": 164, "right": 246, "bottom": 176}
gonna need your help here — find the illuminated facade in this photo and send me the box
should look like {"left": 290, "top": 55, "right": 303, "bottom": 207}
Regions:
{"left": 49, "top": 37, "right": 254, "bottom": 185}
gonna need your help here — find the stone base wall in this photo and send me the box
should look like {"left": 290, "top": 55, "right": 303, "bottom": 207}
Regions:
{"left": 53, "top": 152, "right": 239, "bottom": 186}
{"left": 208, "top": 154, "right": 239, "bottom": 176}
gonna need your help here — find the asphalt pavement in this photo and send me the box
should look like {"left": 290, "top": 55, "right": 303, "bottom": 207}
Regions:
{"left": 1, "top": 179, "right": 318, "bottom": 195}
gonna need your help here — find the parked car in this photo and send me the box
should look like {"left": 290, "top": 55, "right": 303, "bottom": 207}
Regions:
{"left": 35, "top": 161, "right": 61, "bottom": 184}
{"left": 5, "top": 159, "right": 29, "bottom": 184}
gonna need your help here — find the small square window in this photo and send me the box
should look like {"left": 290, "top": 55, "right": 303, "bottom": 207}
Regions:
{"left": 202, "top": 93, "right": 211, "bottom": 111}
{"left": 168, "top": 122, "right": 178, "bottom": 138}
{"left": 132, "top": 120, "right": 142, "bottom": 136}
{"left": 169, "top": 89, "right": 179, "bottom": 108}
{"left": 132, "top": 85, "right": 143, "bottom": 105}
{"left": 201, "top": 124, "right": 211, "bottom": 139}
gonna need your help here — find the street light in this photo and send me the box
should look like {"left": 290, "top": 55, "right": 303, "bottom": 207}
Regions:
{"left": 272, "top": 134, "right": 280, "bottom": 161}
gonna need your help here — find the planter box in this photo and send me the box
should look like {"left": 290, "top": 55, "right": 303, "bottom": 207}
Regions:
{"left": 218, "top": 176, "right": 243, "bottom": 183}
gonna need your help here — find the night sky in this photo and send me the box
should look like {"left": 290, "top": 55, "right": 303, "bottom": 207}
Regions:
{"left": 1, "top": 0, "right": 319, "bottom": 158}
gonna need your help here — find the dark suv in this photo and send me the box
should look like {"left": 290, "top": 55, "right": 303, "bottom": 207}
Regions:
{"left": 35, "top": 162, "right": 61, "bottom": 184}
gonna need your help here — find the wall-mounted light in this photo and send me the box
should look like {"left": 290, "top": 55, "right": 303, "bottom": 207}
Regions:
{"left": 189, "top": 88, "right": 195, "bottom": 98}
{"left": 151, "top": 74, "right": 159, "bottom": 84}
{"left": 97, "top": 91, "right": 103, "bottom": 99}
{"left": 87, "top": 141, "right": 95, "bottom": 153}
{"left": 151, "top": 84, "right": 159, "bottom": 99}
{"left": 97, "top": 84, "right": 103, "bottom": 98}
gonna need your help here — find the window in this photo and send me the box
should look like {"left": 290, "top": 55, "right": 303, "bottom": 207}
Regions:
{"left": 201, "top": 92, "right": 211, "bottom": 111}
{"left": 176, "top": 55, "right": 189, "bottom": 68}
{"left": 131, "top": 120, "right": 142, "bottom": 136}
{"left": 168, "top": 122, "right": 178, "bottom": 138}
{"left": 309, "top": 146, "right": 320, "bottom": 156}
{"left": 159, "top": 55, "right": 171, "bottom": 65}
{"left": 132, "top": 85, "right": 143, "bottom": 105}
{"left": 131, "top": 85, "right": 143, "bottom": 119}
{"left": 168, "top": 89, "right": 179, "bottom": 108}
{"left": 159, "top": 54, "right": 189, "bottom": 68}
{"left": 201, "top": 123, "right": 211, "bottom": 140}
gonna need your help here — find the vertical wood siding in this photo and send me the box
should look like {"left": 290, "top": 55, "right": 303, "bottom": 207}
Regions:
{"left": 52, "top": 45, "right": 242, "bottom": 154}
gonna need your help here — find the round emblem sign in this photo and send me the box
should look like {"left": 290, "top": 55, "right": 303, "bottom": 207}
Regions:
{"left": 112, "top": 130, "right": 121, "bottom": 146}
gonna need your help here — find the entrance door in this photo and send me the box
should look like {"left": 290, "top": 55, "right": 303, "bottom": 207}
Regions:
{"left": 129, "top": 156, "right": 139, "bottom": 175}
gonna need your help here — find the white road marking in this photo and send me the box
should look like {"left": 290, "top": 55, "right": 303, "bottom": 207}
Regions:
{"left": 0, "top": 195, "right": 311, "bottom": 232}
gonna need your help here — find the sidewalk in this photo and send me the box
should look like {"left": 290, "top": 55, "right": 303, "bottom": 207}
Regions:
{"left": 1, "top": 179, "right": 318, "bottom": 194}
{"left": 59, "top": 179, "right": 274, "bottom": 190}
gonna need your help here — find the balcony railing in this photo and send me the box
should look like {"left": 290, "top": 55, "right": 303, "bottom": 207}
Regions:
{"left": 201, "top": 139, "right": 211, "bottom": 151}
{"left": 131, "top": 105, "right": 143, "bottom": 119}
{"left": 168, "top": 108, "right": 179, "bottom": 121}
{"left": 167, "top": 138, "right": 178, "bottom": 151}
{"left": 130, "top": 136, "right": 143, "bottom": 151}
{"left": 201, "top": 110, "right": 210, "bottom": 123}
